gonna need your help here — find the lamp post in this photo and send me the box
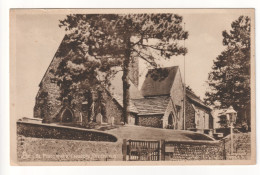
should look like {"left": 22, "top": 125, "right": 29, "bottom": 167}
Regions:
{"left": 225, "top": 106, "right": 237, "bottom": 154}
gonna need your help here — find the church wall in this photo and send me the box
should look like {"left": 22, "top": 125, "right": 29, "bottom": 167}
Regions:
{"left": 34, "top": 36, "right": 139, "bottom": 126}
{"left": 185, "top": 98, "right": 196, "bottom": 129}
{"left": 162, "top": 100, "right": 173, "bottom": 128}
{"left": 169, "top": 68, "right": 184, "bottom": 130}
{"left": 103, "top": 92, "right": 123, "bottom": 125}
{"left": 34, "top": 54, "right": 63, "bottom": 123}
{"left": 104, "top": 91, "right": 137, "bottom": 125}
{"left": 185, "top": 99, "right": 213, "bottom": 132}
{"left": 137, "top": 115, "right": 163, "bottom": 128}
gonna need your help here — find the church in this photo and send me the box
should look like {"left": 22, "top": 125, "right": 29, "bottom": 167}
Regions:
{"left": 34, "top": 36, "right": 213, "bottom": 133}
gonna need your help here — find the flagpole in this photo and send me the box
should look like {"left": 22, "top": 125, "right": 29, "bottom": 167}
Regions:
{"left": 183, "top": 22, "right": 186, "bottom": 130}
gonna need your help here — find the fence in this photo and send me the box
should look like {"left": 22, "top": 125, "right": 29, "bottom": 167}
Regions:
{"left": 122, "top": 139, "right": 224, "bottom": 161}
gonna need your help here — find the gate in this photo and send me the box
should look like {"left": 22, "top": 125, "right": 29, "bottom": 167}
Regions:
{"left": 123, "top": 139, "right": 161, "bottom": 161}
{"left": 122, "top": 139, "right": 224, "bottom": 161}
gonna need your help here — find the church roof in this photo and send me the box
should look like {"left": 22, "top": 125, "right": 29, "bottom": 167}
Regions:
{"left": 186, "top": 89, "right": 211, "bottom": 111}
{"left": 112, "top": 94, "right": 139, "bottom": 113}
{"left": 141, "top": 66, "right": 179, "bottom": 97}
{"left": 108, "top": 71, "right": 142, "bottom": 113}
{"left": 132, "top": 96, "right": 170, "bottom": 116}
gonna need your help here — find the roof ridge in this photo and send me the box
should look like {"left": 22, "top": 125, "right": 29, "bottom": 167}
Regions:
{"left": 147, "top": 65, "right": 179, "bottom": 71}
{"left": 186, "top": 89, "right": 202, "bottom": 100}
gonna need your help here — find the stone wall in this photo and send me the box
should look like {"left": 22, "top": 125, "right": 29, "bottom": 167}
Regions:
{"left": 17, "top": 135, "right": 122, "bottom": 161}
{"left": 163, "top": 133, "right": 251, "bottom": 161}
{"left": 185, "top": 97, "right": 196, "bottom": 129}
{"left": 137, "top": 115, "right": 163, "bottom": 128}
{"left": 17, "top": 121, "right": 117, "bottom": 142}
{"left": 104, "top": 92, "right": 136, "bottom": 125}
{"left": 185, "top": 97, "right": 214, "bottom": 130}
{"left": 104, "top": 92, "right": 123, "bottom": 125}
{"left": 223, "top": 133, "right": 251, "bottom": 160}
{"left": 164, "top": 140, "right": 224, "bottom": 160}
{"left": 34, "top": 52, "right": 63, "bottom": 122}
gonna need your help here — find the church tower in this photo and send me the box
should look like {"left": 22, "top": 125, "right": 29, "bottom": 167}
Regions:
{"left": 128, "top": 57, "right": 139, "bottom": 87}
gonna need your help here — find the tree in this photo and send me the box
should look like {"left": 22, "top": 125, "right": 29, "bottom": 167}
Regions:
{"left": 57, "top": 14, "right": 188, "bottom": 124}
{"left": 186, "top": 85, "right": 194, "bottom": 93}
{"left": 52, "top": 35, "right": 117, "bottom": 124}
{"left": 218, "top": 115, "right": 229, "bottom": 128}
{"left": 205, "top": 16, "right": 251, "bottom": 129}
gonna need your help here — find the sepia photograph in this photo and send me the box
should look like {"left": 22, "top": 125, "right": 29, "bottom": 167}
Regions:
{"left": 9, "top": 9, "right": 255, "bottom": 165}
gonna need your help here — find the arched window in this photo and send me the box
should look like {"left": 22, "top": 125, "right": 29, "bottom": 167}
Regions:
{"left": 61, "top": 108, "right": 73, "bottom": 122}
{"left": 168, "top": 112, "right": 173, "bottom": 125}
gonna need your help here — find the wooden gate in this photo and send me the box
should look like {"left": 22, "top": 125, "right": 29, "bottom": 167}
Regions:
{"left": 123, "top": 139, "right": 161, "bottom": 161}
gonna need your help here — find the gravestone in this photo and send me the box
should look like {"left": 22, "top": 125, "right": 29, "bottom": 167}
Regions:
{"left": 96, "top": 113, "right": 103, "bottom": 124}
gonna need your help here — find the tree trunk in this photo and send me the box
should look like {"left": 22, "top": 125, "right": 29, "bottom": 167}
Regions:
{"left": 86, "top": 90, "right": 93, "bottom": 123}
{"left": 122, "top": 36, "right": 131, "bottom": 124}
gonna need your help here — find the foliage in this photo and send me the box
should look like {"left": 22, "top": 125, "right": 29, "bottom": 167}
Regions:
{"left": 205, "top": 16, "right": 251, "bottom": 128}
{"left": 218, "top": 115, "right": 229, "bottom": 128}
{"left": 148, "top": 68, "right": 170, "bottom": 81}
{"left": 55, "top": 14, "right": 188, "bottom": 124}
{"left": 186, "top": 86, "right": 194, "bottom": 93}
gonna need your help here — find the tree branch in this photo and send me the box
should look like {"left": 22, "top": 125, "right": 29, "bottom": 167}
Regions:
{"left": 132, "top": 48, "right": 156, "bottom": 66}
{"left": 137, "top": 43, "right": 166, "bottom": 52}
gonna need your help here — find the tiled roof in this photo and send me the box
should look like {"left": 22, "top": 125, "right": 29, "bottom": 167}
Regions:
{"left": 132, "top": 96, "right": 170, "bottom": 116}
{"left": 112, "top": 94, "right": 139, "bottom": 113}
{"left": 108, "top": 71, "right": 143, "bottom": 100}
{"left": 141, "top": 66, "right": 179, "bottom": 97}
{"left": 186, "top": 89, "right": 211, "bottom": 110}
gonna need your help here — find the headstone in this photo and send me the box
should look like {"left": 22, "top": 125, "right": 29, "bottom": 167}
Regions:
{"left": 111, "top": 116, "right": 114, "bottom": 126}
{"left": 96, "top": 113, "right": 103, "bottom": 124}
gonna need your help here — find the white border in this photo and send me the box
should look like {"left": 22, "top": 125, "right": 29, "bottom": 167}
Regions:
{"left": 1, "top": 0, "right": 259, "bottom": 175}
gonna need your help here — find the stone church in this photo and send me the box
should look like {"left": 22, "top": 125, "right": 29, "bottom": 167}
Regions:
{"left": 34, "top": 36, "right": 213, "bottom": 133}
{"left": 133, "top": 66, "right": 214, "bottom": 133}
{"left": 34, "top": 36, "right": 140, "bottom": 126}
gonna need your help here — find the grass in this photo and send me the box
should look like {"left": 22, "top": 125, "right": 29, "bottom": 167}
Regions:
{"left": 43, "top": 122, "right": 215, "bottom": 142}
{"left": 57, "top": 122, "right": 120, "bottom": 131}
{"left": 54, "top": 123, "right": 215, "bottom": 142}
{"left": 104, "top": 125, "right": 214, "bottom": 142}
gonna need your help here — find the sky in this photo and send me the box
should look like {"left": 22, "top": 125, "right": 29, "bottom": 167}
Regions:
{"left": 13, "top": 10, "right": 253, "bottom": 118}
